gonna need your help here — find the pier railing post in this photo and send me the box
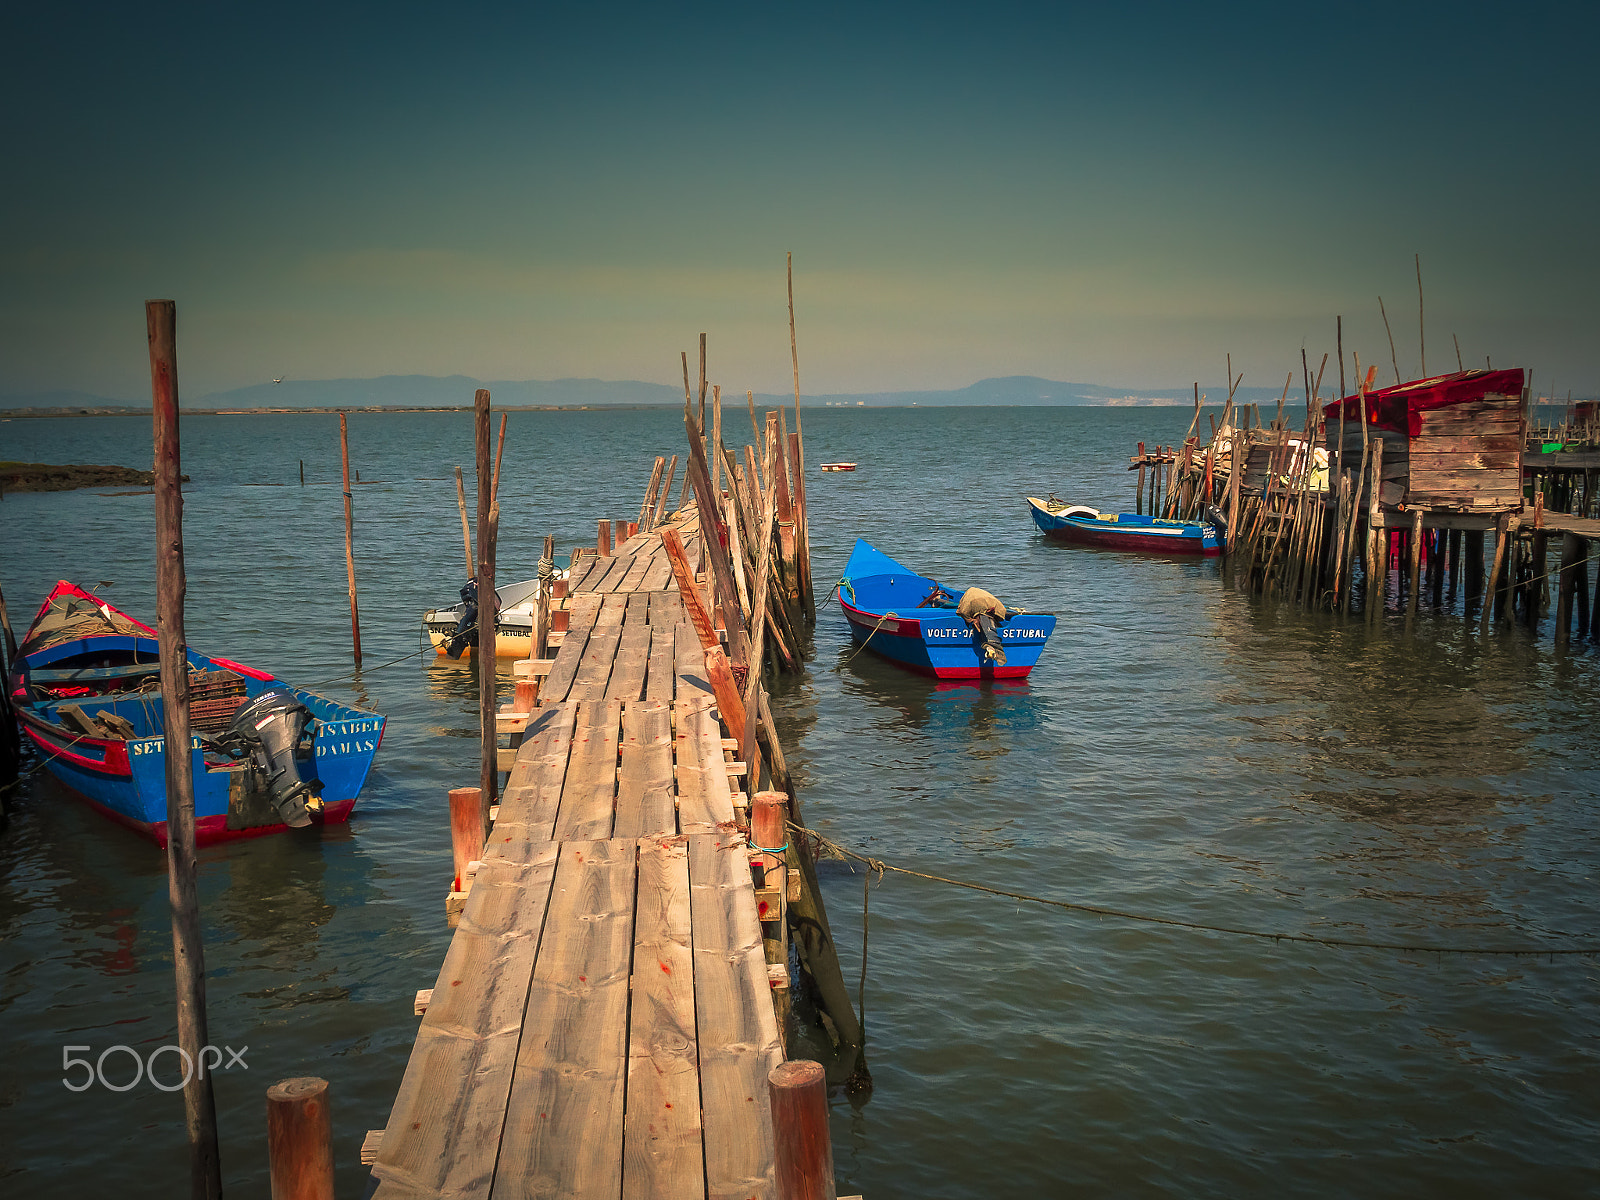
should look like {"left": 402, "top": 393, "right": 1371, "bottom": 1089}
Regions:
{"left": 449, "top": 786, "right": 486, "bottom": 892}
{"left": 266, "top": 1077, "right": 334, "bottom": 1200}
{"left": 768, "top": 1060, "right": 835, "bottom": 1200}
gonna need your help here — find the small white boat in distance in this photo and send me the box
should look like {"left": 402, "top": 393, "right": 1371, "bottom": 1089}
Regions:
{"left": 819, "top": 462, "right": 857, "bottom": 472}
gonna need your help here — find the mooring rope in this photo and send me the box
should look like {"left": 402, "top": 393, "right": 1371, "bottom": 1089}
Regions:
{"left": 791, "top": 821, "right": 1600, "bottom": 958}
{"left": 839, "top": 611, "right": 899, "bottom": 667}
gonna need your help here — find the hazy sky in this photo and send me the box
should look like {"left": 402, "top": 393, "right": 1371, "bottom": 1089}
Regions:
{"left": 3, "top": 1, "right": 1596, "bottom": 400}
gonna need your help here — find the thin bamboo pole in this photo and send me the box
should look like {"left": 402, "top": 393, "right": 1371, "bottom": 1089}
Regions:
{"left": 490, "top": 411, "right": 508, "bottom": 503}
{"left": 147, "top": 299, "right": 222, "bottom": 1200}
{"left": 454, "top": 467, "right": 474, "bottom": 578}
{"left": 339, "top": 413, "right": 362, "bottom": 662}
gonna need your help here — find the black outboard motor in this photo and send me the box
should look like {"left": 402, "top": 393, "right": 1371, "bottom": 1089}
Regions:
{"left": 971, "top": 612, "right": 1008, "bottom": 667}
{"left": 1204, "top": 503, "right": 1230, "bottom": 550}
{"left": 217, "top": 685, "right": 324, "bottom": 827}
{"left": 445, "top": 579, "right": 478, "bottom": 659}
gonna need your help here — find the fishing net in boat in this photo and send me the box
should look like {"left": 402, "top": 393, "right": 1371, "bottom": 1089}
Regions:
{"left": 17, "top": 590, "right": 152, "bottom": 658}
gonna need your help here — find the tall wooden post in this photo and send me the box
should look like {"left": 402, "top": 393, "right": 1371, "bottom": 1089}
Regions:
{"left": 449, "top": 786, "right": 487, "bottom": 892}
{"left": 338, "top": 413, "right": 362, "bottom": 662}
{"left": 768, "top": 1060, "right": 835, "bottom": 1200}
{"left": 475, "top": 390, "right": 498, "bottom": 816}
{"left": 1407, "top": 508, "right": 1424, "bottom": 615}
{"left": 266, "top": 1077, "right": 334, "bottom": 1200}
{"left": 147, "top": 299, "right": 222, "bottom": 1200}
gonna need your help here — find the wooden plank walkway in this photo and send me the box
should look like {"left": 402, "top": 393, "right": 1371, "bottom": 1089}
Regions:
{"left": 372, "top": 516, "right": 785, "bottom": 1200}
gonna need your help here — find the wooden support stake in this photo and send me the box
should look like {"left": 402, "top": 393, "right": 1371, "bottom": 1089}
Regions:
{"left": 475, "top": 389, "right": 498, "bottom": 813}
{"left": 454, "top": 466, "right": 474, "bottom": 579}
{"left": 1482, "top": 513, "right": 1513, "bottom": 631}
{"left": 448, "top": 786, "right": 486, "bottom": 892}
{"left": 598, "top": 519, "right": 612, "bottom": 558}
{"left": 148, "top": 299, "right": 222, "bottom": 1200}
{"left": 1407, "top": 508, "right": 1424, "bottom": 615}
{"left": 490, "top": 411, "right": 508, "bottom": 503}
{"left": 653, "top": 455, "right": 679, "bottom": 528}
{"left": 266, "top": 1077, "right": 334, "bottom": 1200}
{"left": 639, "top": 456, "right": 665, "bottom": 529}
{"left": 338, "top": 413, "right": 362, "bottom": 662}
{"left": 1556, "top": 531, "right": 1580, "bottom": 646}
{"left": 1366, "top": 439, "right": 1384, "bottom": 620}
{"left": 769, "top": 1060, "right": 835, "bottom": 1200}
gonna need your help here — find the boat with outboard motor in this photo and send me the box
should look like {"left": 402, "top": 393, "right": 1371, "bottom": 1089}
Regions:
{"left": 422, "top": 569, "right": 567, "bottom": 658}
{"left": 7, "top": 580, "right": 385, "bottom": 846}
{"left": 1026, "top": 496, "right": 1224, "bottom": 556}
{"left": 836, "top": 539, "right": 1057, "bottom": 679}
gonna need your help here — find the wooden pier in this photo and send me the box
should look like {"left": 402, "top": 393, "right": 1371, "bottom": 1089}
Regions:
{"left": 368, "top": 356, "right": 860, "bottom": 1197}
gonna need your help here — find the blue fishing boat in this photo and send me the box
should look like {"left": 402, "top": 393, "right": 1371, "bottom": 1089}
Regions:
{"left": 7, "top": 581, "right": 385, "bottom": 847}
{"left": 837, "top": 540, "right": 1057, "bottom": 679}
{"left": 1026, "top": 497, "right": 1223, "bottom": 556}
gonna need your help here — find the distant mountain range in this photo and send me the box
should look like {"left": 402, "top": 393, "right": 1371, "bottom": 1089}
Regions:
{"left": 0, "top": 373, "right": 1369, "bottom": 411}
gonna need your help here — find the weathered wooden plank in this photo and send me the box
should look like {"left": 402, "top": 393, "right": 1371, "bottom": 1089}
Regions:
{"left": 640, "top": 549, "right": 675, "bottom": 592}
{"left": 618, "top": 549, "right": 654, "bottom": 593}
{"left": 1408, "top": 432, "right": 1524, "bottom": 455}
{"left": 541, "top": 594, "right": 603, "bottom": 704}
{"left": 597, "top": 593, "right": 629, "bottom": 625}
{"left": 623, "top": 836, "right": 704, "bottom": 1200}
{"left": 688, "top": 833, "right": 782, "bottom": 1200}
{"left": 492, "top": 840, "right": 638, "bottom": 1200}
{"left": 645, "top": 621, "right": 677, "bottom": 704}
{"left": 569, "top": 624, "right": 625, "bottom": 702}
{"left": 1409, "top": 450, "right": 1521, "bottom": 472}
{"left": 372, "top": 844, "right": 561, "bottom": 1199}
{"left": 604, "top": 617, "right": 652, "bottom": 704}
{"left": 567, "top": 557, "right": 604, "bottom": 594}
{"left": 495, "top": 702, "right": 581, "bottom": 851}
{"left": 675, "top": 700, "right": 734, "bottom": 835}
{"left": 553, "top": 699, "right": 623, "bottom": 841}
{"left": 614, "top": 700, "right": 677, "bottom": 839}
{"left": 675, "top": 621, "right": 715, "bottom": 705}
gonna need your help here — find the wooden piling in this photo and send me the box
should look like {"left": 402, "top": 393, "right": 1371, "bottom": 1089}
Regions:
{"left": 768, "top": 1060, "right": 835, "bottom": 1200}
{"left": 1555, "top": 531, "right": 1580, "bottom": 646}
{"left": 266, "top": 1077, "right": 334, "bottom": 1200}
{"left": 1482, "top": 514, "right": 1513, "bottom": 631}
{"left": 1407, "top": 508, "right": 1424, "bottom": 615}
{"left": 1528, "top": 529, "right": 1550, "bottom": 628}
{"left": 653, "top": 455, "right": 679, "bottom": 528}
{"left": 598, "top": 519, "right": 612, "bottom": 558}
{"left": 1365, "top": 439, "right": 1384, "bottom": 619}
{"left": 299, "top": 459, "right": 304, "bottom": 485}
{"left": 448, "top": 786, "right": 486, "bottom": 892}
{"left": 1465, "top": 530, "right": 1485, "bottom": 604}
{"left": 639, "top": 457, "right": 665, "bottom": 529}
{"left": 147, "top": 299, "right": 222, "bottom": 1199}
{"left": 475, "top": 389, "right": 498, "bottom": 814}
{"left": 338, "top": 413, "right": 362, "bottom": 663}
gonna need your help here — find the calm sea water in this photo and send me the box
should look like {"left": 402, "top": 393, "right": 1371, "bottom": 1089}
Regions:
{"left": 1, "top": 405, "right": 1597, "bottom": 1198}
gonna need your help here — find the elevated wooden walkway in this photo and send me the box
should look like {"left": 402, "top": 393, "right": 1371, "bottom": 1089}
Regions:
{"left": 372, "top": 518, "right": 790, "bottom": 1199}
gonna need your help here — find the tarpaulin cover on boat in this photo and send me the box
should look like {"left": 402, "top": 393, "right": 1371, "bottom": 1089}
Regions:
{"left": 1321, "top": 368, "right": 1525, "bottom": 438}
